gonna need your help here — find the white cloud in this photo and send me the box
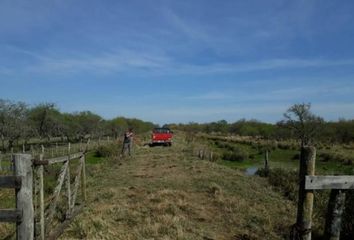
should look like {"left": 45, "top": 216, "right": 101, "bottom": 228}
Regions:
{"left": 171, "top": 58, "right": 354, "bottom": 75}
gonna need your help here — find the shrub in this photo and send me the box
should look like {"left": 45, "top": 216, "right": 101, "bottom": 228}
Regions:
{"left": 318, "top": 152, "right": 332, "bottom": 162}
{"left": 257, "top": 168, "right": 299, "bottom": 201}
{"left": 292, "top": 153, "right": 300, "bottom": 160}
{"left": 95, "top": 143, "right": 119, "bottom": 158}
{"left": 222, "top": 148, "right": 249, "bottom": 162}
{"left": 278, "top": 143, "right": 291, "bottom": 150}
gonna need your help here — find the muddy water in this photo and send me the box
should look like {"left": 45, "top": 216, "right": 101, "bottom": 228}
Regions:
{"left": 245, "top": 166, "right": 258, "bottom": 176}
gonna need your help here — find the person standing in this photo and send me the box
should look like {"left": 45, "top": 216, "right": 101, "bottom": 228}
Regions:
{"left": 121, "top": 128, "right": 133, "bottom": 156}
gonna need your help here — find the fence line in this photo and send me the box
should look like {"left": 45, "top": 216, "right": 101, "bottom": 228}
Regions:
{"left": 0, "top": 139, "right": 103, "bottom": 239}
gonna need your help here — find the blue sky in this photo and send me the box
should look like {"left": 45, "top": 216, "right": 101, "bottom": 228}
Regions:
{"left": 1, "top": 0, "right": 354, "bottom": 124}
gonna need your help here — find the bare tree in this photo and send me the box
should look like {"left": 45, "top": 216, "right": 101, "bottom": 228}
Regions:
{"left": 279, "top": 103, "right": 323, "bottom": 146}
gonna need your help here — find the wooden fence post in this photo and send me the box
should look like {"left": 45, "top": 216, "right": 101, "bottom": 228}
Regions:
{"left": 79, "top": 139, "right": 83, "bottom": 152}
{"left": 81, "top": 153, "right": 87, "bottom": 202}
{"left": 66, "top": 143, "right": 71, "bottom": 218}
{"left": 324, "top": 190, "right": 346, "bottom": 240}
{"left": 209, "top": 151, "right": 213, "bottom": 161}
{"left": 264, "top": 150, "right": 269, "bottom": 171}
{"left": 14, "top": 154, "right": 34, "bottom": 240}
{"left": 87, "top": 139, "right": 91, "bottom": 151}
{"left": 296, "top": 146, "right": 316, "bottom": 240}
{"left": 198, "top": 149, "right": 203, "bottom": 159}
{"left": 11, "top": 148, "right": 14, "bottom": 170}
{"left": 38, "top": 154, "right": 45, "bottom": 240}
{"left": 263, "top": 150, "right": 270, "bottom": 176}
{"left": 30, "top": 146, "right": 34, "bottom": 157}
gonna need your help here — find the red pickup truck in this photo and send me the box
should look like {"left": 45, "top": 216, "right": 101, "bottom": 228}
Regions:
{"left": 151, "top": 128, "right": 173, "bottom": 146}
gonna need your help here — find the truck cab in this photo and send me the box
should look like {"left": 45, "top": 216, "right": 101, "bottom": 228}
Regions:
{"left": 151, "top": 128, "right": 173, "bottom": 146}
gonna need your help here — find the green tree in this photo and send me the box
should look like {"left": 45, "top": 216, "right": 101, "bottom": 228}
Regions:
{"left": 107, "top": 117, "right": 128, "bottom": 139}
{"left": 28, "top": 103, "right": 62, "bottom": 141}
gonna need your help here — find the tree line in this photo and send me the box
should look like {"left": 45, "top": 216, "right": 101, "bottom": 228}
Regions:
{"left": 0, "top": 99, "right": 155, "bottom": 150}
{"left": 168, "top": 104, "right": 354, "bottom": 144}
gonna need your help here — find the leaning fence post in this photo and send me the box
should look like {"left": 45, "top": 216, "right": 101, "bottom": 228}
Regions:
{"left": 324, "top": 190, "right": 346, "bottom": 240}
{"left": 296, "top": 146, "right": 316, "bottom": 240}
{"left": 14, "top": 154, "right": 34, "bottom": 240}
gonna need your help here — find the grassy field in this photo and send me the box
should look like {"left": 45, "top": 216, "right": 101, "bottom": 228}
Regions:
{"left": 57, "top": 133, "right": 297, "bottom": 240}
{"left": 2, "top": 133, "right": 353, "bottom": 239}
{"left": 206, "top": 137, "right": 354, "bottom": 175}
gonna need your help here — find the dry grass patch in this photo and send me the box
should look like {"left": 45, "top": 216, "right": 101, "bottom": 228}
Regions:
{"left": 60, "top": 133, "right": 296, "bottom": 240}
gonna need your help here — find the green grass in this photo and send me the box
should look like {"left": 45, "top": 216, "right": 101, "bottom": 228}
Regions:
{"left": 211, "top": 139, "right": 354, "bottom": 175}
{"left": 59, "top": 132, "right": 296, "bottom": 240}
{"left": 86, "top": 151, "right": 105, "bottom": 165}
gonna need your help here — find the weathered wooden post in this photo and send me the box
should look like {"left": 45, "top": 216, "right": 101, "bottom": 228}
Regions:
{"left": 66, "top": 143, "right": 72, "bottom": 219}
{"left": 209, "top": 151, "right": 213, "bottom": 161}
{"left": 14, "top": 154, "right": 34, "bottom": 240}
{"left": 38, "top": 154, "right": 45, "bottom": 240}
{"left": 296, "top": 146, "right": 316, "bottom": 240}
{"left": 198, "top": 149, "right": 202, "bottom": 159}
{"left": 324, "top": 190, "right": 346, "bottom": 240}
{"left": 264, "top": 150, "right": 269, "bottom": 171}
{"left": 81, "top": 153, "right": 87, "bottom": 202}
{"left": 79, "top": 139, "right": 83, "bottom": 152}
{"left": 263, "top": 150, "right": 270, "bottom": 176}
{"left": 30, "top": 145, "right": 34, "bottom": 157}
{"left": 22, "top": 144, "right": 25, "bottom": 153}
{"left": 11, "top": 148, "right": 14, "bottom": 171}
{"left": 41, "top": 145, "right": 45, "bottom": 157}
{"left": 87, "top": 138, "right": 91, "bottom": 151}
